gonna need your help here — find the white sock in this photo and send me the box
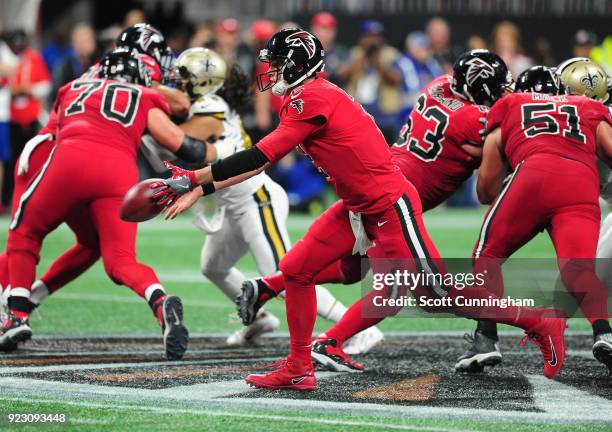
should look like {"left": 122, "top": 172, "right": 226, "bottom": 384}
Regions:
{"left": 315, "top": 285, "right": 348, "bottom": 322}
{"left": 0, "top": 285, "right": 9, "bottom": 306}
{"left": 29, "top": 280, "right": 50, "bottom": 305}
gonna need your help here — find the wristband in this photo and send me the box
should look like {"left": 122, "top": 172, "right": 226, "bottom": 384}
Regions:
{"left": 201, "top": 183, "right": 216, "bottom": 196}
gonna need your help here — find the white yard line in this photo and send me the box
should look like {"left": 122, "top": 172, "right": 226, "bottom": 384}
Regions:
{"left": 0, "top": 394, "right": 481, "bottom": 432}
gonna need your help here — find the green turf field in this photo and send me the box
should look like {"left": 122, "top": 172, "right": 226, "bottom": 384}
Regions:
{"left": 0, "top": 207, "right": 610, "bottom": 431}
{"left": 3, "top": 206, "right": 590, "bottom": 335}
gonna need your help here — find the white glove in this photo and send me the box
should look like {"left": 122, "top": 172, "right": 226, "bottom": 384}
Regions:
{"left": 191, "top": 202, "right": 226, "bottom": 234}
{"left": 18, "top": 133, "right": 53, "bottom": 176}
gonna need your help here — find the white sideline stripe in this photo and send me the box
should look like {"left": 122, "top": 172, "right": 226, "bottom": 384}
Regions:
{"left": 0, "top": 395, "right": 479, "bottom": 432}
{"left": 528, "top": 374, "right": 612, "bottom": 416}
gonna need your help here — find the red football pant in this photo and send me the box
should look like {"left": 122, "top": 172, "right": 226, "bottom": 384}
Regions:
{"left": 0, "top": 142, "right": 100, "bottom": 297}
{"left": 281, "top": 183, "right": 541, "bottom": 361}
{"left": 263, "top": 253, "right": 363, "bottom": 295}
{"left": 473, "top": 155, "right": 608, "bottom": 325}
{"left": 6, "top": 145, "right": 159, "bottom": 306}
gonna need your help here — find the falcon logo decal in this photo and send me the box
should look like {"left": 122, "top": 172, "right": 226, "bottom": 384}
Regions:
{"left": 465, "top": 58, "right": 496, "bottom": 86}
{"left": 285, "top": 31, "right": 316, "bottom": 59}
{"left": 290, "top": 99, "right": 304, "bottom": 113}
{"left": 581, "top": 72, "right": 599, "bottom": 91}
{"left": 138, "top": 27, "right": 164, "bottom": 51}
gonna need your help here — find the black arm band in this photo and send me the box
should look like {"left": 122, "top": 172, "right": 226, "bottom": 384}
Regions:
{"left": 175, "top": 135, "right": 207, "bottom": 163}
{"left": 201, "top": 183, "right": 216, "bottom": 196}
{"left": 210, "top": 146, "right": 269, "bottom": 181}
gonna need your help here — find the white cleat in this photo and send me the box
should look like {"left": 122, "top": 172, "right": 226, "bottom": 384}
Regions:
{"left": 343, "top": 326, "right": 384, "bottom": 355}
{"left": 226, "top": 311, "right": 280, "bottom": 346}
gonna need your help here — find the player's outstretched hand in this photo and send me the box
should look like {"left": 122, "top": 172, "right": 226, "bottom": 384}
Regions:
{"left": 151, "top": 162, "right": 199, "bottom": 208}
{"left": 162, "top": 189, "right": 202, "bottom": 220}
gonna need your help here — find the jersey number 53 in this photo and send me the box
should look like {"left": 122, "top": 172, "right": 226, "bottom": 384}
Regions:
{"left": 395, "top": 95, "right": 449, "bottom": 162}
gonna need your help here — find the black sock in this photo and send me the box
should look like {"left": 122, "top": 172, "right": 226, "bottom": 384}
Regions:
{"left": 147, "top": 289, "right": 166, "bottom": 315}
{"left": 476, "top": 320, "right": 499, "bottom": 341}
{"left": 592, "top": 319, "right": 612, "bottom": 337}
{"left": 7, "top": 296, "right": 35, "bottom": 314}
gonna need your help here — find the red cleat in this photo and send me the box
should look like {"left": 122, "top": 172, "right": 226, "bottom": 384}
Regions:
{"left": 246, "top": 358, "right": 316, "bottom": 390}
{"left": 521, "top": 315, "right": 568, "bottom": 379}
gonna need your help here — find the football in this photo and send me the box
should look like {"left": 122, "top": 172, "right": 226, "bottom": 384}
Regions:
{"left": 120, "top": 178, "right": 165, "bottom": 222}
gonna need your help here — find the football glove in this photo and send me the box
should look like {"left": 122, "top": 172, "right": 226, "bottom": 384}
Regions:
{"left": 152, "top": 162, "right": 198, "bottom": 207}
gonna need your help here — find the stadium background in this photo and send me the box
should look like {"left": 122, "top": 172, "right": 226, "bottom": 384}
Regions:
{"left": 0, "top": 1, "right": 611, "bottom": 431}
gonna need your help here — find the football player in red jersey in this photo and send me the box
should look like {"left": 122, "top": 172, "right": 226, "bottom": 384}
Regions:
{"left": 455, "top": 64, "right": 612, "bottom": 373}
{"left": 157, "top": 30, "right": 568, "bottom": 389}
{"left": 0, "top": 24, "right": 189, "bottom": 335}
{"left": 227, "top": 50, "right": 507, "bottom": 372}
{"left": 0, "top": 50, "right": 212, "bottom": 359}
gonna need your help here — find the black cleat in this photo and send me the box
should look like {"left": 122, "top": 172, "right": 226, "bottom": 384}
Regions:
{"left": 0, "top": 311, "right": 32, "bottom": 353}
{"left": 162, "top": 296, "right": 189, "bottom": 360}
{"left": 593, "top": 332, "right": 612, "bottom": 374}
{"left": 237, "top": 279, "right": 265, "bottom": 326}
{"left": 455, "top": 330, "right": 502, "bottom": 373}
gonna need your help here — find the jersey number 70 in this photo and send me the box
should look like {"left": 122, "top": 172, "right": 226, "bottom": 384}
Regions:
{"left": 64, "top": 80, "right": 142, "bottom": 127}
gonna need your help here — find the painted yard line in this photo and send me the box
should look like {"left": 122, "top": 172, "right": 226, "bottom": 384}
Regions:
{"left": 0, "top": 347, "right": 280, "bottom": 358}
{"left": 527, "top": 374, "right": 612, "bottom": 416}
{"left": 0, "top": 395, "right": 481, "bottom": 432}
{"left": 0, "top": 357, "right": 280, "bottom": 374}
{"left": 1, "top": 378, "right": 609, "bottom": 427}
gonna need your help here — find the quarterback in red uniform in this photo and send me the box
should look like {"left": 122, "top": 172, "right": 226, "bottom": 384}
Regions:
{"left": 157, "top": 31, "right": 568, "bottom": 389}
{"left": 230, "top": 51, "right": 504, "bottom": 371}
{"left": 456, "top": 65, "right": 612, "bottom": 372}
{"left": 0, "top": 50, "right": 208, "bottom": 359}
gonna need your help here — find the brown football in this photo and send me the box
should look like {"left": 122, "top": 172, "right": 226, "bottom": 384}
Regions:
{"left": 120, "top": 178, "right": 165, "bottom": 222}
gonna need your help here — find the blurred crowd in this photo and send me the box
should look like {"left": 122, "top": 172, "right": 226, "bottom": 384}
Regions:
{"left": 0, "top": 8, "right": 611, "bottom": 212}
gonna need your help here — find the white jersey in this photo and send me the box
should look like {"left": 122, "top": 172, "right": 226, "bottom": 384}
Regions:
{"left": 189, "top": 94, "right": 268, "bottom": 211}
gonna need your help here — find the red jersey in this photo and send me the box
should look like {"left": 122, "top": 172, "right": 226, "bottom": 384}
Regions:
{"left": 54, "top": 78, "right": 169, "bottom": 158}
{"left": 257, "top": 78, "right": 407, "bottom": 214}
{"left": 488, "top": 92, "right": 612, "bottom": 173}
{"left": 391, "top": 75, "right": 487, "bottom": 210}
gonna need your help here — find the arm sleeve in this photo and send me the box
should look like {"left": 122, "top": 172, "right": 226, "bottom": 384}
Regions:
{"left": 210, "top": 146, "right": 269, "bottom": 181}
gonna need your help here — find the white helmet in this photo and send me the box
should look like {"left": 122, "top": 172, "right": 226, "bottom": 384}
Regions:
{"left": 174, "top": 48, "right": 227, "bottom": 100}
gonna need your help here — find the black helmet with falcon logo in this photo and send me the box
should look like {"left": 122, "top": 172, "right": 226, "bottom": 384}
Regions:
{"left": 515, "top": 65, "right": 566, "bottom": 95}
{"left": 99, "top": 48, "right": 151, "bottom": 87}
{"left": 257, "top": 28, "right": 324, "bottom": 96}
{"left": 452, "top": 49, "right": 513, "bottom": 107}
{"left": 116, "top": 23, "right": 173, "bottom": 83}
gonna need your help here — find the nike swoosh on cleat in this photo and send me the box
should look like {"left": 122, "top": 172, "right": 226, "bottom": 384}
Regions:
{"left": 291, "top": 376, "right": 307, "bottom": 385}
{"left": 548, "top": 335, "right": 557, "bottom": 366}
{"left": 172, "top": 309, "right": 181, "bottom": 326}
